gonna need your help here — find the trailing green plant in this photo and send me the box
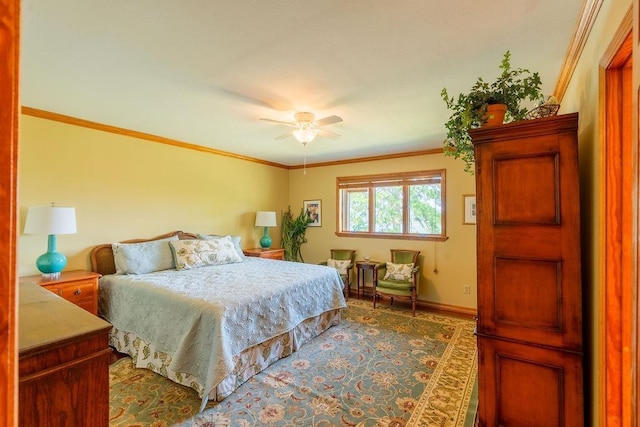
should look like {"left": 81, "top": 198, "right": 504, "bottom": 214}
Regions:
{"left": 441, "top": 51, "right": 543, "bottom": 173}
{"left": 281, "top": 206, "right": 312, "bottom": 262}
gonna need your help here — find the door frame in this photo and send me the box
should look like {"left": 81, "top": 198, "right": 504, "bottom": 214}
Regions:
{"left": 0, "top": 0, "right": 20, "bottom": 426}
{"left": 600, "top": 9, "right": 637, "bottom": 426}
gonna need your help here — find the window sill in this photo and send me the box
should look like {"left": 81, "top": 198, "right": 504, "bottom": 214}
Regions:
{"left": 335, "top": 232, "right": 449, "bottom": 242}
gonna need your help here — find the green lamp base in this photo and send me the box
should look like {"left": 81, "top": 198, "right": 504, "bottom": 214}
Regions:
{"left": 260, "top": 227, "right": 272, "bottom": 249}
{"left": 36, "top": 234, "right": 67, "bottom": 279}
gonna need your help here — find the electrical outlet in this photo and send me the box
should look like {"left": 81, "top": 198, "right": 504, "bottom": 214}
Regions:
{"left": 464, "top": 285, "right": 471, "bottom": 294}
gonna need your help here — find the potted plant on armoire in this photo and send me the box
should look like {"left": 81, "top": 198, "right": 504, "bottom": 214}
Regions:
{"left": 440, "top": 50, "right": 545, "bottom": 173}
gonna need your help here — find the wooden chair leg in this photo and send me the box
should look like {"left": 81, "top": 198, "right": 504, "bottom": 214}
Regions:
{"left": 411, "top": 292, "right": 416, "bottom": 317}
{"left": 373, "top": 285, "right": 377, "bottom": 309}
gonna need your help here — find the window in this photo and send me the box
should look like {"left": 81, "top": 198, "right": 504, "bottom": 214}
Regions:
{"left": 337, "top": 170, "right": 446, "bottom": 241}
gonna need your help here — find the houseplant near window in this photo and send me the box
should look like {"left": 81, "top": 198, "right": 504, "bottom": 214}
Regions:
{"left": 441, "top": 51, "right": 543, "bottom": 173}
{"left": 281, "top": 206, "right": 313, "bottom": 262}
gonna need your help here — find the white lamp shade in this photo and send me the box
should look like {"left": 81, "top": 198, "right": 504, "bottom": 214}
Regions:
{"left": 255, "top": 211, "right": 277, "bottom": 227}
{"left": 24, "top": 206, "right": 77, "bottom": 235}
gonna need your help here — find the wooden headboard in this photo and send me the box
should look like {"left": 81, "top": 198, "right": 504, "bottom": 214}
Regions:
{"left": 89, "top": 230, "right": 198, "bottom": 276}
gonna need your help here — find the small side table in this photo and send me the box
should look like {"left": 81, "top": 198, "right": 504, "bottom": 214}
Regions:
{"left": 243, "top": 247, "right": 285, "bottom": 260}
{"left": 20, "top": 270, "right": 102, "bottom": 315}
{"left": 355, "top": 261, "right": 383, "bottom": 299}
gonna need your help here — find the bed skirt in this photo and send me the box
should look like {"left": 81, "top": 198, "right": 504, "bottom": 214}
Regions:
{"left": 108, "top": 308, "right": 342, "bottom": 410}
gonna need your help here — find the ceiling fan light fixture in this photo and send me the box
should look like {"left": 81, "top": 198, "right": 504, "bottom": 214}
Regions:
{"left": 293, "top": 126, "right": 318, "bottom": 144}
{"left": 260, "top": 110, "right": 342, "bottom": 145}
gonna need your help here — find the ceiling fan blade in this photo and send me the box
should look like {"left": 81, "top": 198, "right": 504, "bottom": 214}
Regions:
{"left": 259, "top": 118, "right": 296, "bottom": 127}
{"left": 314, "top": 115, "right": 343, "bottom": 126}
{"left": 318, "top": 129, "right": 342, "bottom": 139}
{"left": 275, "top": 130, "right": 293, "bottom": 140}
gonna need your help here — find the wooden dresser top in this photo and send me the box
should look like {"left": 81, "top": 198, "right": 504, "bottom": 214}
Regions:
{"left": 18, "top": 282, "right": 111, "bottom": 355}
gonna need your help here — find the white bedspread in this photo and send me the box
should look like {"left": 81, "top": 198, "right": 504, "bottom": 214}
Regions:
{"left": 98, "top": 257, "right": 346, "bottom": 400}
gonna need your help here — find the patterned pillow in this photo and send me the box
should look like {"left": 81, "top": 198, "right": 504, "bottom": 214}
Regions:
{"left": 382, "top": 262, "right": 414, "bottom": 281}
{"left": 170, "top": 237, "right": 243, "bottom": 270}
{"left": 327, "top": 259, "right": 351, "bottom": 276}
{"left": 112, "top": 235, "right": 179, "bottom": 275}
{"left": 196, "top": 233, "right": 245, "bottom": 258}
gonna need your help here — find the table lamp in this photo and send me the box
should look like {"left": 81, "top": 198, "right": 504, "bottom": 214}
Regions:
{"left": 255, "top": 211, "right": 277, "bottom": 249}
{"left": 24, "top": 204, "right": 77, "bottom": 279}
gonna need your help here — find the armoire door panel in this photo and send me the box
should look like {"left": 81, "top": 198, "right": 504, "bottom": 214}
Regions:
{"left": 493, "top": 257, "right": 562, "bottom": 331}
{"left": 493, "top": 152, "right": 560, "bottom": 225}
{"left": 497, "top": 355, "right": 561, "bottom": 427}
{"left": 479, "top": 252, "right": 582, "bottom": 349}
{"left": 477, "top": 337, "right": 584, "bottom": 427}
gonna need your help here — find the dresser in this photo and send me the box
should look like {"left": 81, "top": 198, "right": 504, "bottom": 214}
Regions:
{"left": 19, "top": 282, "right": 112, "bottom": 426}
{"left": 243, "top": 247, "right": 285, "bottom": 260}
{"left": 20, "top": 270, "right": 101, "bottom": 315}
{"left": 471, "top": 113, "right": 583, "bottom": 426}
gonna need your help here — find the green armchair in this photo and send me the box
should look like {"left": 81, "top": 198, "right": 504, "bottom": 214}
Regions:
{"left": 374, "top": 249, "right": 420, "bottom": 316}
{"left": 319, "top": 249, "right": 356, "bottom": 300}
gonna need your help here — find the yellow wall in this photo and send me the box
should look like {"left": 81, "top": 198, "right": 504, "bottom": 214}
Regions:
{"left": 18, "top": 115, "right": 290, "bottom": 276}
{"left": 289, "top": 153, "right": 477, "bottom": 309}
{"left": 18, "top": 115, "right": 478, "bottom": 310}
{"left": 559, "top": 0, "right": 632, "bottom": 422}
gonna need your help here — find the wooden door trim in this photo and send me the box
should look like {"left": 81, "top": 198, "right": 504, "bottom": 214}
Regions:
{"left": 633, "top": 0, "right": 639, "bottom": 423}
{"left": 0, "top": 0, "right": 20, "bottom": 425}
{"left": 601, "top": 12, "right": 634, "bottom": 425}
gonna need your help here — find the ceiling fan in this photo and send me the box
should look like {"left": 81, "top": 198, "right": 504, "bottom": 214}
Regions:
{"left": 260, "top": 112, "right": 343, "bottom": 144}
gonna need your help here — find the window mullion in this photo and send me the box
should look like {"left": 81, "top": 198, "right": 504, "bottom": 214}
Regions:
{"left": 368, "top": 187, "right": 374, "bottom": 232}
{"left": 403, "top": 185, "right": 409, "bottom": 233}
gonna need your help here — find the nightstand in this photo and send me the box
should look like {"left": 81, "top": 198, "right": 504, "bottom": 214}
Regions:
{"left": 243, "top": 248, "right": 285, "bottom": 260}
{"left": 20, "top": 270, "right": 101, "bottom": 315}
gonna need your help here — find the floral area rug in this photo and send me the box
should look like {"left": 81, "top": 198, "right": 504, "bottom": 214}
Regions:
{"left": 109, "top": 299, "right": 477, "bottom": 426}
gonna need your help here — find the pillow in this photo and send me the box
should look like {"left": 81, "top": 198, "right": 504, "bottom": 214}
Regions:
{"left": 112, "top": 235, "right": 179, "bottom": 275}
{"left": 197, "top": 233, "right": 245, "bottom": 258}
{"left": 327, "top": 259, "right": 351, "bottom": 276}
{"left": 170, "top": 237, "right": 243, "bottom": 270}
{"left": 382, "top": 262, "right": 414, "bottom": 281}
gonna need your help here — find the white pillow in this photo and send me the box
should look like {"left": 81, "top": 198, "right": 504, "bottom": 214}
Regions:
{"left": 382, "top": 262, "right": 414, "bottom": 281}
{"left": 170, "top": 237, "right": 243, "bottom": 270}
{"left": 112, "top": 235, "right": 179, "bottom": 275}
{"left": 327, "top": 259, "right": 351, "bottom": 276}
{"left": 197, "top": 233, "right": 245, "bottom": 258}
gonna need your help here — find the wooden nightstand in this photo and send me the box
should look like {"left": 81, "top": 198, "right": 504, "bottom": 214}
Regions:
{"left": 20, "top": 270, "right": 101, "bottom": 315}
{"left": 243, "top": 247, "right": 285, "bottom": 260}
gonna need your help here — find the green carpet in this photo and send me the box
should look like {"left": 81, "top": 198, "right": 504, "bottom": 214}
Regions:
{"left": 110, "top": 300, "right": 477, "bottom": 426}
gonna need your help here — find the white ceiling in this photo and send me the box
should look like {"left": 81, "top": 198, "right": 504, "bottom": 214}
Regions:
{"left": 21, "top": 1, "right": 585, "bottom": 167}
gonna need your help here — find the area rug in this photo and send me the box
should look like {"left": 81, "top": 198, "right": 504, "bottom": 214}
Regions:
{"left": 110, "top": 299, "right": 477, "bottom": 426}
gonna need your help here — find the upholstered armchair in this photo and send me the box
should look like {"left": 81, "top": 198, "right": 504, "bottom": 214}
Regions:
{"left": 374, "top": 249, "right": 420, "bottom": 316}
{"left": 319, "top": 249, "right": 356, "bottom": 300}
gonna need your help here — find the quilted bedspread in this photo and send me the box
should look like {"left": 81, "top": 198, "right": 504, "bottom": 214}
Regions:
{"left": 98, "top": 257, "right": 346, "bottom": 400}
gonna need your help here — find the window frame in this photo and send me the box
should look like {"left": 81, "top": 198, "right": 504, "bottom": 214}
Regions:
{"left": 336, "top": 169, "right": 448, "bottom": 241}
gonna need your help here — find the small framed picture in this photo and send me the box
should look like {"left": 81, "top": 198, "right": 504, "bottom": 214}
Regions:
{"left": 463, "top": 194, "right": 476, "bottom": 225}
{"left": 303, "top": 200, "right": 322, "bottom": 227}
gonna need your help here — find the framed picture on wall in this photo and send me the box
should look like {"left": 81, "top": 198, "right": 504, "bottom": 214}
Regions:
{"left": 303, "top": 200, "right": 322, "bottom": 227}
{"left": 463, "top": 194, "right": 476, "bottom": 225}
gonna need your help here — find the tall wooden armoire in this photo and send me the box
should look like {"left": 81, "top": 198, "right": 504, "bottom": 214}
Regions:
{"left": 470, "top": 113, "right": 583, "bottom": 427}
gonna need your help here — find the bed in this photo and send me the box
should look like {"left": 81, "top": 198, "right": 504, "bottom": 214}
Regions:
{"left": 90, "top": 231, "right": 346, "bottom": 410}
